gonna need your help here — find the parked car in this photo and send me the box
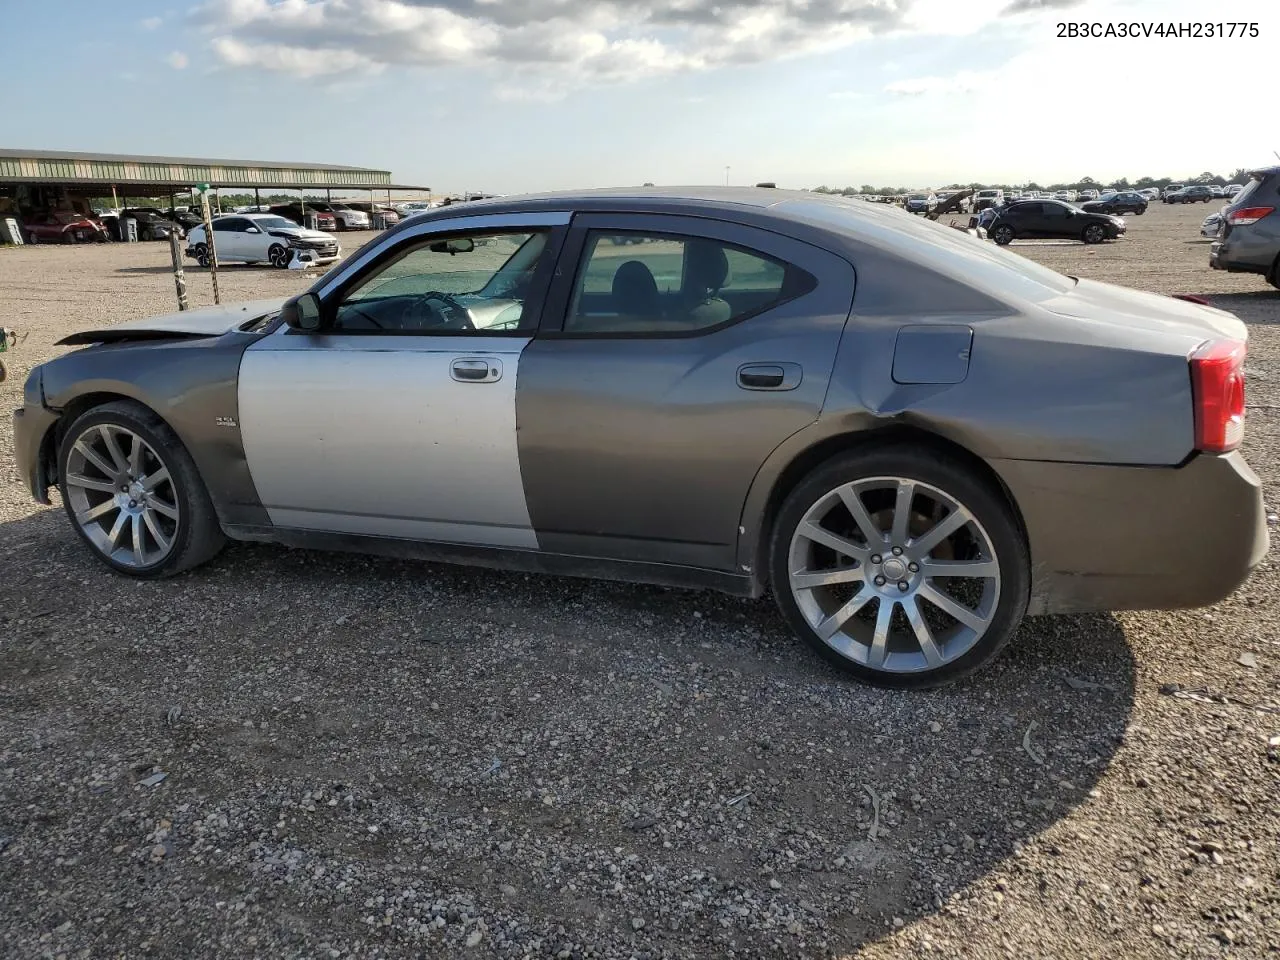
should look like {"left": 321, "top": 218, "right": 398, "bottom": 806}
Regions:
{"left": 1209, "top": 185, "right": 1226, "bottom": 198}
{"left": 1201, "top": 211, "right": 1223, "bottom": 239}
{"left": 1052, "top": 190, "right": 1076, "bottom": 202}
{"left": 185, "top": 213, "right": 340, "bottom": 269}
{"left": 1162, "top": 184, "right": 1185, "bottom": 200}
{"left": 342, "top": 201, "right": 400, "bottom": 226}
{"left": 1167, "top": 185, "right": 1215, "bottom": 204}
{"left": 22, "top": 211, "right": 109, "bottom": 244}
{"left": 1210, "top": 165, "right": 1280, "bottom": 288}
{"left": 1225, "top": 184, "right": 1244, "bottom": 198}
{"left": 988, "top": 198, "right": 1125, "bottom": 245}
{"left": 166, "top": 209, "right": 204, "bottom": 231}
{"left": 904, "top": 193, "right": 938, "bottom": 214}
{"left": 268, "top": 204, "right": 338, "bottom": 232}
{"left": 120, "top": 209, "right": 184, "bottom": 241}
{"left": 1139, "top": 187, "right": 1162, "bottom": 201}
{"left": 13, "top": 188, "right": 1265, "bottom": 688}
{"left": 1077, "top": 189, "right": 1099, "bottom": 202}
{"left": 1082, "top": 191, "right": 1148, "bottom": 216}
{"left": 302, "top": 201, "right": 370, "bottom": 230}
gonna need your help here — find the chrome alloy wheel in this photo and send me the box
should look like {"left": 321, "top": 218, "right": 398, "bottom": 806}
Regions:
{"left": 268, "top": 244, "right": 291, "bottom": 268}
{"left": 786, "top": 476, "right": 1000, "bottom": 674}
{"left": 64, "top": 424, "right": 180, "bottom": 568}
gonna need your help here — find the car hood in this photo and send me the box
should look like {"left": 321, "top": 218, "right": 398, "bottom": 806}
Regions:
{"left": 1041, "top": 278, "right": 1246, "bottom": 346}
{"left": 266, "top": 226, "right": 333, "bottom": 241}
{"left": 58, "top": 298, "right": 287, "bottom": 345}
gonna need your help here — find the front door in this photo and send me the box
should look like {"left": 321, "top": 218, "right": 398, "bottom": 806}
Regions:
{"left": 514, "top": 212, "right": 857, "bottom": 572}
{"left": 237, "top": 213, "right": 567, "bottom": 547}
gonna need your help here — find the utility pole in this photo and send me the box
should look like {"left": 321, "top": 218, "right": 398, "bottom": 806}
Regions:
{"left": 725, "top": 166, "right": 730, "bottom": 186}
{"left": 195, "top": 183, "right": 221, "bottom": 305}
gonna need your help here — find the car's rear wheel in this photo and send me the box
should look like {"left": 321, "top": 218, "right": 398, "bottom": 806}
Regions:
{"left": 268, "top": 243, "right": 291, "bottom": 268}
{"left": 1268, "top": 255, "right": 1280, "bottom": 290}
{"left": 59, "top": 400, "right": 225, "bottom": 579}
{"left": 192, "top": 243, "right": 210, "bottom": 267}
{"left": 1083, "top": 224, "right": 1106, "bottom": 244}
{"left": 770, "top": 446, "right": 1029, "bottom": 688}
{"left": 991, "top": 224, "right": 1014, "bottom": 245}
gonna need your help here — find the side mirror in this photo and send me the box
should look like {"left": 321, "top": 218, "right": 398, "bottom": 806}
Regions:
{"left": 282, "top": 292, "right": 322, "bottom": 331}
{"left": 245, "top": 226, "right": 261, "bottom": 234}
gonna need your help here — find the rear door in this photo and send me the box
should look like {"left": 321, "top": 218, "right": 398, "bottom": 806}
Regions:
{"left": 212, "top": 217, "right": 250, "bottom": 260}
{"left": 514, "top": 212, "right": 856, "bottom": 572}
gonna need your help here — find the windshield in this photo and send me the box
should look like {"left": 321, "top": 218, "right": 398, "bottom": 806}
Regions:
{"left": 253, "top": 216, "right": 297, "bottom": 230}
{"left": 776, "top": 197, "right": 1075, "bottom": 303}
{"left": 908, "top": 195, "right": 928, "bottom": 201}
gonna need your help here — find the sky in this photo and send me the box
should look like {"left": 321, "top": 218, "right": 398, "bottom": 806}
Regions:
{"left": 1, "top": 0, "right": 1275, "bottom": 195}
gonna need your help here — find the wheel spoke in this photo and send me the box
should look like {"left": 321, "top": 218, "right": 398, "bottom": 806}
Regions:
{"left": 919, "top": 557, "right": 998, "bottom": 579}
{"left": 128, "top": 434, "right": 144, "bottom": 476}
{"left": 143, "top": 510, "right": 172, "bottom": 553}
{"left": 791, "top": 567, "right": 864, "bottom": 590}
{"left": 910, "top": 507, "right": 972, "bottom": 556}
{"left": 99, "top": 426, "right": 130, "bottom": 473}
{"left": 148, "top": 497, "right": 179, "bottom": 520}
{"left": 106, "top": 510, "right": 129, "bottom": 548}
{"left": 131, "top": 515, "right": 145, "bottom": 564}
{"left": 867, "top": 598, "right": 894, "bottom": 667}
{"left": 901, "top": 596, "right": 944, "bottom": 668}
{"left": 890, "top": 480, "right": 915, "bottom": 544}
{"left": 836, "top": 485, "right": 885, "bottom": 546}
{"left": 919, "top": 583, "right": 987, "bottom": 633}
{"left": 65, "top": 473, "right": 118, "bottom": 494}
{"left": 76, "top": 500, "right": 118, "bottom": 524}
{"left": 141, "top": 467, "right": 170, "bottom": 493}
{"left": 74, "top": 440, "right": 118, "bottom": 480}
{"left": 815, "top": 589, "right": 874, "bottom": 640}
{"left": 796, "top": 521, "right": 869, "bottom": 562}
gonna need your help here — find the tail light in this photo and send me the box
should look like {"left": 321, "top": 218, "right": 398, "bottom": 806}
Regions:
{"left": 1226, "top": 206, "right": 1274, "bottom": 226}
{"left": 1190, "top": 339, "right": 1246, "bottom": 452}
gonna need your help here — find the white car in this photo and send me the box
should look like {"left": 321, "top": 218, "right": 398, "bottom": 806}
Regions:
{"left": 185, "top": 213, "right": 340, "bottom": 269}
{"left": 1201, "top": 211, "right": 1224, "bottom": 239}
{"left": 320, "top": 204, "right": 371, "bottom": 230}
{"left": 1225, "top": 184, "right": 1244, "bottom": 198}
{"left": 395, "top": 201, "right": 437, "bottom": 217}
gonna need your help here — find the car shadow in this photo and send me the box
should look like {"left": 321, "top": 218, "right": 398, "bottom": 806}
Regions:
{"left": 1207, "top": 292, "right": 1280, "bottom": 324}
{"left": 0, "top": 507, "right": 1136, "bottom": 956}
{"left": 114, "top": 264, "right": 283, "bottom": 275}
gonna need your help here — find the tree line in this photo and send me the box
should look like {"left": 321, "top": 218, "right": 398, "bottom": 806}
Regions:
{"left": 812, "top": 170, "right": 1254, "bottom": 196}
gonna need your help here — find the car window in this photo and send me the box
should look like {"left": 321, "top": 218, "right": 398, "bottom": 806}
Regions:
{"left": 332, "top": 230, "right": 549, "bottom": 334}
{"left": 564, "top": 232, "right": 793, "bottom": 335}
{"left": 1043, "top": 202, "right": 1070, "bottom": 219}
{"left": 1230, "top": 175, "right": 1271, "bottom": 207}
{"left": 254, "top": 216, "right": 296, "bottom": 230}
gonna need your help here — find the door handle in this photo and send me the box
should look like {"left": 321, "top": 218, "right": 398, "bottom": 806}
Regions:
{"left": 737, "top": 362, "right": 802, "bottom": 391}
{"left": 450, "top": 358, "right": 502, "bottom": 383}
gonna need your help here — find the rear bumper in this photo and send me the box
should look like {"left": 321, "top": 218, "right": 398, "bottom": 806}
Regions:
{"left": 991, "top": 452, "right": 1268, "bottom": 616}
{"left": 1209, "top": 230, "right": 1275, "bottom": 274}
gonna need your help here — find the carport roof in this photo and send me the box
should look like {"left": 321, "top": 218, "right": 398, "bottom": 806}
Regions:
{"left": 0, "top": 148, "right": 428, "bottom": 192}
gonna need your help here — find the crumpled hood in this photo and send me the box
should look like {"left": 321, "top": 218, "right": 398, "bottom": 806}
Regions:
{"left": 266, "top": 226, "right": 333, "bottom": 242}
{"left": 58, "top": 298, "right": 287, "bottom": 345}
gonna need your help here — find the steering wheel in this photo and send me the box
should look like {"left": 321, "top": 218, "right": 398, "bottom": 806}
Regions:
{"left": 397, "top": 291, "right": 473, "bottom": 331}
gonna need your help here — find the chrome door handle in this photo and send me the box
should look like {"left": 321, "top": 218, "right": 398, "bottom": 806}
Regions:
{"left": 450, "top": 358, "right": 502, "bottom": 383}
{"left": 737, "top": 361, "right": 802, "bottom": 391}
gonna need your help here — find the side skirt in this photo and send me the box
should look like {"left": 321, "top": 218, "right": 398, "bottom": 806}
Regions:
{"left": 221, "top": 524, "right": 761, "bottom": 598}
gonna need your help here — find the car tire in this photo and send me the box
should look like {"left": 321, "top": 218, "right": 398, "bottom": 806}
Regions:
{"left": 268, "top": 243, "right": 291, "bottom": 269}
{"left": 1083, "top": 224, "right": 1106, "bottom": 244}
{"left": 192, "top": 243, "right": 210, "bottom": 268}
{"left": 991, "top": 224, "right": 1014, "bottom": 245}
{"left": 27, "top": 232, "right": 38, "bottom": 245}
{"left": 769, "top": 445, "right": 1030, "bottom": 688}
{"left": 58, "top": 400, "right": 226, "bottom": 579}
{"left": 1267, "top": 256, "right": 1280, "bottom": 291}
{"left": 1135, "top": 208, "right": 1145, "bottom": 215}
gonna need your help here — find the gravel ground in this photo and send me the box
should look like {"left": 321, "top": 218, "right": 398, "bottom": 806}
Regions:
{"left": 1, "top": 204, "right": 1278, "bottom": 960}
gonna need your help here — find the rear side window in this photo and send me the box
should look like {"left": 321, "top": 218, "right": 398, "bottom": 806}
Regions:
{"left": 565, "top": 232, "right": 809, "bottom": 335}
{"left": 1230, "top": 174, "right": 1274, "bottom": 208}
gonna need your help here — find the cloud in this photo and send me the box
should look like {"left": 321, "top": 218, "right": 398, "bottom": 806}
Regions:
{"left": 884, "top": 70, "right": 995, "bottom": 95}
{"left": 141, "top": 15, "right": 163, "bottom": 29}
{"left": 165, "top": 50, "right": 190, "bottom": 68}
{"left": 1001, "top": 0, "right": 1083, "bottom": 14}
{"left": 194, "top": 0, "right": 914, "bottom": 86}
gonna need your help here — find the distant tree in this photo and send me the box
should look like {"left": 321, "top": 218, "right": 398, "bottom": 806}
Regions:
{"left": 1229, "top": 167, "right": 1249, "bottom": 183}
{"left": 860, "top": 184, "right": 875, "bottom": 194}
{"left": 1025, "top": 182, "right": 1042, "bottom": 191}
{"left": 1078, "top": 175, "right": 1096, "bottom": 185}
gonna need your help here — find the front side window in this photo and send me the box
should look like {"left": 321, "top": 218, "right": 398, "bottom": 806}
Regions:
{"left": 332, "top": 230, "right": 548, "bottom": 334}
{"left": 565, "top": 232, "right": 794, "bottom": 334}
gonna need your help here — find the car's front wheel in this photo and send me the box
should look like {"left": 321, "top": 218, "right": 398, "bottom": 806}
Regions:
{"left": 268, "top": 243, "right": 291, "bottom": 268}
{"left": 191, "top": 243, "right": 210, "bottom": 267}
{"left": 1083, "top": 224, "right": 1107, "bottom": 244}
{"left": 58, "top": 400, "right": 226, "bottom": 579}
{"left": 991, "top": 224, "right": 1014, "bottom": 245}
{"left": 770, "top": 446, "right": 1029, "bottom": 688}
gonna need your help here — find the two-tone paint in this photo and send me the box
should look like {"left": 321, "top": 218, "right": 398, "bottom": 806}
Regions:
{"left": 13, "top": 187, "right": 1268, "bottom": 615}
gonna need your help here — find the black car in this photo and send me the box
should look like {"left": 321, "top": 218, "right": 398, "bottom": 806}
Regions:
{"left": 120, "top": 209, "right": 183, "bottom": 241}
{"left": 1082, "top": 191, "right": 1148, "bottom": 216}
{"left": 1166, "top": 185, "right": 1215, "bottom": 204}
{"left": 988, "top": 199, "right": 1126, "bottom": 245}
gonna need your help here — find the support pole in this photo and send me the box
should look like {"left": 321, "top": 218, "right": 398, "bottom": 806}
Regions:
{"left": 168, "top": 230, "right": 189, "bottom": 311}
{"left": 255, "top": 187, "right": 260, "bottom": 210}
{"left": 198, "top": 190, "right": 221, "bottom": 305}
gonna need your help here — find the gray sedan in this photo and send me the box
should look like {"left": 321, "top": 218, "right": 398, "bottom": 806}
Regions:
{"left": 12, "top": 188, "right": 1268, "bottom": 687}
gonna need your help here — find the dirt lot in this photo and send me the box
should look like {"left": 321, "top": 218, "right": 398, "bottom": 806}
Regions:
{"left": 1, "top": 202, "right": 1278, "bottom": 960}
